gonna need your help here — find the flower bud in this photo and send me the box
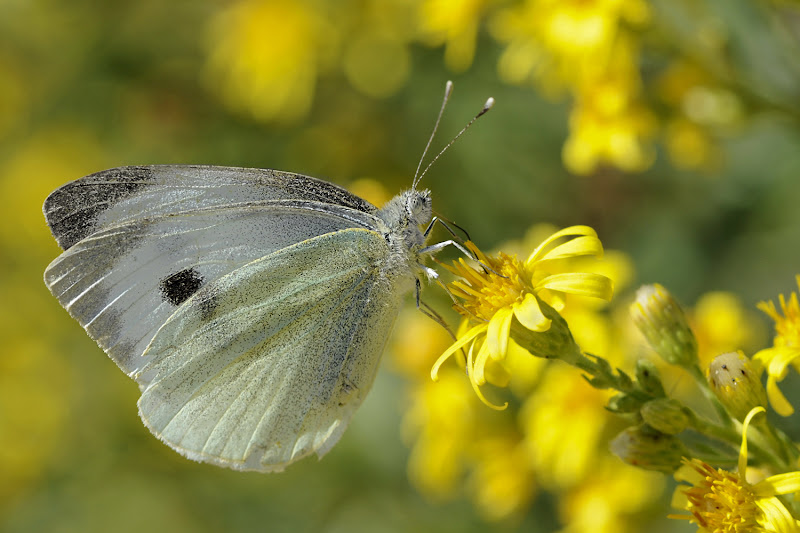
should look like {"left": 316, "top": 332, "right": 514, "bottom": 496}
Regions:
{"left": 610, "top": 425, "right": 687, "bottom": 473}
{"left": 641, "top": 398, "right": 689, "bottom": 435}
{"left": 707, "top": 351, "right": 767, "bottom": 422}
{"left": 630, "top": 284, "right": 698, "bottom": 368}
{"left": 635, "top": 359, "right": 665, "bottom": 397}
{"left": 510, "top": 299, "right": 583, "bottom": 366}
{"left": 608, "top": 393, "right": 642, "bottom": 414}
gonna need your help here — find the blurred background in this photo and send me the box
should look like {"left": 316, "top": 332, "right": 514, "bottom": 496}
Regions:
{"left": 2, "top": 0, "right": 800, "bottom": 532}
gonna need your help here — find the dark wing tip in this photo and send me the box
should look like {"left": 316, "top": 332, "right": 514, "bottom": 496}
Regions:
{"left": 43, "top": 166, "right": 156, "bottom": 250}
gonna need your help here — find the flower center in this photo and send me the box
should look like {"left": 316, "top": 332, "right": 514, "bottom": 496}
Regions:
{"left": 447, "top": 251, "right": 528, "bottom": 322}
{"left": 680, "top": 459, "right": 760, "bottom": 533}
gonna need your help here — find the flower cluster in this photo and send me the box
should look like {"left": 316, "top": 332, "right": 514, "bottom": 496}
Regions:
{"left": 201, "top": 0, "right": 761, "bottom": 173}
{"left": 398, "top": 226, "right": 664, "bottom": 529}
{"left": 418, "top": 224, "right": 800, "bottom": 530}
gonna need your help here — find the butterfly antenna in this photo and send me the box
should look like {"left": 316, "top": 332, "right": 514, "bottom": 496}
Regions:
{"left": 413, "top": 81, "right": 454, "bottom": 190}
{"left": 415, "top": 96, "right": 494, "bottom": 187}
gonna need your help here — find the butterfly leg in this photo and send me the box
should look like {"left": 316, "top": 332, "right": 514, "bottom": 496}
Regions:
{"left": 414, "top": 277, "right": 458, "bottom": 340}
{"left": 422, "top": 216, "right": 471, "bottom": 241}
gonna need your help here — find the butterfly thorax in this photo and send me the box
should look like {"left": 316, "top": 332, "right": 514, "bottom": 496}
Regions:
{"left": 376, "top": 189, "right": 432, "bottom": 285}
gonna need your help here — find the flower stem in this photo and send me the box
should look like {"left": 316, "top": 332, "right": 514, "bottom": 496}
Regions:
{"left": 687, "top": 363, "right": 735, "bottom": 429}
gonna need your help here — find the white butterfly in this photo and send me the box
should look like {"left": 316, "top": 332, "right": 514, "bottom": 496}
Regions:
{"left": 43, "top": 83, "right": 493, "bottom": 472}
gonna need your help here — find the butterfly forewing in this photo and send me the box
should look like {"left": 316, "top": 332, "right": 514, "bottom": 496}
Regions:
{"left": 43, "top": 167, "right": 385, "bottom": 378}
{"left": 43, "top": 165, "right": 378, "bottom": 250}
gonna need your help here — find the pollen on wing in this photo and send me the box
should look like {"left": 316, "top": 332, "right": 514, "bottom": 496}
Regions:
{"left": 441, "top": 243, "right": 528, "bottom": 322}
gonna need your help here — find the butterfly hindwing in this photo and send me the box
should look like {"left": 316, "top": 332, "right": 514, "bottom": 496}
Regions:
{"left": 135, "top": 229, "right": 405, "bottom": 471}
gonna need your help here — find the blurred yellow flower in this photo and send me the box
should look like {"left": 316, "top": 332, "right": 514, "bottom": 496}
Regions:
{"left": 656, "top": 60, "right": 742, "bottom": 170}
{"left": 520, "top": 364, "right": 611, "bottom": 489}
{"left": 692, "top": 292, "right": 763, "bottom": 368}
{"left": 491, "top": 0, "right": 649, "bottom": 92}
{"left": 664, "top": 118, "right": 718, "bottom": 171}
{"left": 671, "top": 408, "right": 800, "bottom": 532}
{"left": 754, "top": 276, "right": 800, "bottom": 416}
{"left": 431, "top": 226, "right": 613, "bottom": 408}
{"left": 490, "top": 0, "right": 653, "bottom": 174}
{"left": 418, "top": 0, "right": 491, "bottom": 72}
{"left": 562, "top": 40, "right": 655, "bottom": 175}
{"left": 559, "top": 456, "right": 664, "bottom": 533}
{"left": 403, "top": 369, "right": 477, "bottom": 499}
{"left": 468, "top": 435, "right": 537, "bottom": 521}
{"left": 204, "top": 0, "right": 338, "bottom": 123}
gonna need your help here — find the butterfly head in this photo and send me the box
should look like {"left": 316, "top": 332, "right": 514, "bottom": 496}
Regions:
{"left": 376, "top": 189, "right": 432, "bottom": 253}
{"left": 405, "top": 188, "right": 432, "bottom": 227}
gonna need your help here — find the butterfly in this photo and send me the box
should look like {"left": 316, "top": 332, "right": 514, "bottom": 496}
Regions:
{"left": 43, "top": 82, "right": 493, "bottom": 472}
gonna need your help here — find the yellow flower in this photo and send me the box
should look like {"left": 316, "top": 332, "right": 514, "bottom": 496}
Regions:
{"left": 671, "top": 407, "right": 800, "bottom": 532}
{"left": 403, "top": 368, "right": 477, "bottom": 499}
{"left": 204, "top": 0, "right": 337, "bottom": 123}
{"left": 754, "top": 276, "right": 800, "bottom": 416}
{"left": 467, "top": 436, "right": 537, "bottom": 521}
{"left": 417, "top": 0, "right": 490, "bottom": 72}
{"left": 559, "top": 456, "right": 665, "bottom": 533}
{"left": 491, "top": 0, "right": 650, "bottom": 92}
{"left": 692, "top": 292, "right": 763, "bottom": 368}
{"left": 521, "top": 364, "right": 612, "bottom": 488}
{"left": 490, "top": 0, "right": 654, "bottom": 174}
{"left": 431, "top": 226, "right": 613, "bottom": 408}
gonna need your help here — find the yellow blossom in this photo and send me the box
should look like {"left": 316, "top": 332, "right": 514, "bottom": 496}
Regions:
{"left": 467, "top": 436, "right": 537, "bottom": 521}
{"left": 559, "top": 456, "right": 664, "bottom": 533}
{"left": 417, "top": 0, "right": 490, "bottom": 72}
{"left": 521, "top": 364, "right": 612, "bottom": 489}
{"left": 431, "top": 226, "right": 613, "bottom": 408}
{"left": 692, "top": 292, "right": 763, "bottom": 368}
{"left": 403, "top": 368, "right": 477, "bottom": 499}
{"left": 204, "top": 0, "right": 337, "bottom": 123}
{"left": 490, "top": 0, "right": 654, "bottom": 174}
{"left": 671, "top": 407, "right": 800, "bottom": 532}
{"left": 491, "top": 0, "right": 649, "bottom": 92}
{"left": 754, "top": 276, "right": 800, "bottom": 416}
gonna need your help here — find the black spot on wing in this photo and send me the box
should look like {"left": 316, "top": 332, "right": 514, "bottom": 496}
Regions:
{"left": 43, "top": 166, "right": 155, "bottom": 250}
{"left": 160, "top": 268, "right": 204, "bottom": 306}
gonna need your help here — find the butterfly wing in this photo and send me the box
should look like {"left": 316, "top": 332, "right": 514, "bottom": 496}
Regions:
{"left": 135, "top": 228, "right": 406, "bottom": 472}
{"left": 43, "top": 166, "right": 384, "bottom": 377}
{"left": 44, "top": 165, "right": 377, "bottom": 250}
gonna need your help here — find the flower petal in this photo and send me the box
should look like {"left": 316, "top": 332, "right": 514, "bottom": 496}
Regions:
{"left": 473, "top": 338, "right": 491, "bottom": 385}
{"left": 754, "top": 496, "right": 799, "bottom": 533}
{"left": 513, "top": 293, "right": 551, "bottom": 331}
{"left": 754, "top": 472, "right": 800, "bottom": 497}
{"left": 466, "top": 340, "right": 507, "bottom": 411}
{"left": 487, "top": 306, "right": 514, "bottom": 360}
{"left": 536, "top": 235, "right": 604, "bottom": 262}
{"left": 766, "top": 376, "right": 795, "bottom": 416}
{"left": 739, "top": 406, "right": 765, "bottom": 477}
{"left": 535, "top": 272, "right": 614, "bottom": 301}
{"left": 525, "top": 225, "right": 598, "bottom": 265}
{"left": 767, "top": 347, "right": 800, "bottom": 377}
{"left": 431, "top": 324, "right": 487, "bottom": 380}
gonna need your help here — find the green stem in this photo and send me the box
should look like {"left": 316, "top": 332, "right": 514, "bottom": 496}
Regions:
{"left": 684, "top": 409, "right": 782, "bottom": 471}
{"left": 686, "top": 364, "right": 735, "bottom": 429}
{"left": 573, "top": 352, "right": 650, "bottom": 400}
